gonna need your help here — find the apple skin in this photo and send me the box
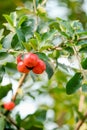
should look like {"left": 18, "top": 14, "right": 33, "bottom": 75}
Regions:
{"left": 4, "top": 101, "right": 15, "bottom": 111}
{"left": 32, "top": 59, "right": 46, "bottom": 74}
{"left": 24, "top": 53, "right": 39, "bottom": 68}
{"left": 17, "top": 61, "right": 29, "bottom": 73}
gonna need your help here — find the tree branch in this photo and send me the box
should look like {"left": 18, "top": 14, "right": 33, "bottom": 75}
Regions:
{"left": 8, "top": 115, "right": 24, "bottom": 130}
{"left": 47, "top": 45, "right": 62, "bottom": 51}
{"left": 78, "top": 36, "right": 87, "bottom": 41}
{"left": 33, "top": 0, "right": 37, "bottom": 14}
{"left": 75, "top": 112, "right": 87, "bottom": 130}
{"left": 78, "top": 94, "right": 85, "bottom": 112}
{"left": 0, "top": 113, "right": 24, "bottom": 130}
{"left": 33, "top": 0, "right": 38, "bottom": 31}
{"left": 73, "top": 45, "right": 87, "bottom": 130}
{"left": 12, "top": 73, "right": 27, "bottom": 101}
{"left": 72, "top": 45, "right": 86, "bottom": 79}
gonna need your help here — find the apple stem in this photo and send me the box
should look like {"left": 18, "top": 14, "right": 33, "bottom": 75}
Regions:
{"left": 12, "top": 73, "right": 27, "bottom": 101}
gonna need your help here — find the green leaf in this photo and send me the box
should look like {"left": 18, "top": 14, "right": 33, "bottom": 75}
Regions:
{"left": 39, "top": 44, "right": 54, "bottom": 51}
{"left": 16, "top": 8, "right": 33, "bottom": 16}
{"left": 36, "top": 52, "right": 53, "bottom": 79}
{"left": 16, "top": 28, "right": 25, "bottom": 42}
{"left": 52, "top": 50, "right": 60, "bottom": 59}
{"left": 64, "top": 46, "right": 74, "bottom": 55}
{"left": 0, "top": 66, "right": 5, "bottom": 83}
{"left": 20, "top": 116, "right": 33, "bottom": 129}
{"left": 36, "top": 0, "right": 39, "bottom": 7}
{"left": 0, "top": 29, "right": 4, "bottom": 41}
{"left": 16, "top": 114, "right": 21, "bottom": 127}
{"left": 0, "top": 29, "right": 4, "bottom": 37}
{"left": 56, "top": 18, "right": 74, "bottom": 38}
{"left": 5, "top": 62, "right": 17, "bottom": 75}
{"left": 34, "top": 32, "right": 41, "bottom": 44}
{"left": 41, "top": 30, "right": 56, "bottom": 42}
{"left": 21, "top": 18, "right": 35, "bottom": 41}
{"left": 17, "top": 16, "right": 27, "bottom": 28}
{"left": 3, "top": 14, "right": 13, "bottom": 27}
{"left": 77, "top": 31, "right": 87, "bottom": 36}
{"left": 71, "top": 20, "right": 84, "bottom": 33}
{"left": 0, "top": 53, "right": 14, "bottom": 65}
{"left": 0, "top": 116, "right": 5, "bottom": 130}
{"left": 35, "top": 110, "right": 46, "bottom": 123}
{"left": 20, "top": 109, "right": 46, "bottom": 129}
{"left": 11, "top": 34, "right": 19, "bottom": 48}
{"left": 2, "top": 32, "right": 14, "bottom": 49}
{"left": 0, "top": 83, "right": 12, "bottom": 99}
{"left": 45, "top": 61, "right": 54, "bottom": 79}
{"left": 36, "top": 52, "right": 49, "bottom": 61}
{"left": 77, "top": 40, "right": 87, "bottom": 46}
{"left": 0, "top": 52, "right": 8, "bottom": 60}
{"left": 49, "top": 21, "right": 61, "bottom": 31}
{"left": 10, "top": 12, "right": 17, "bottom": 27}
{"left": 81, "top": 58, "right": 87, "bottom": 69}
{"left": 79, "top": 45, "right": 87, "bottom": 53}
{"left": 16, "top": 28, "right": 25, "bottom": 49}
{"left": 22, "top": 42, "right": 31, "bottom": 51}
{"left": 66, "top": 72, "right": 83, "bottom": 95}
{"left": 29, "top": 38, "right": 38, "bottom": 50}
{"left": 82, "top": 84, "right": 87, "bottom": 92}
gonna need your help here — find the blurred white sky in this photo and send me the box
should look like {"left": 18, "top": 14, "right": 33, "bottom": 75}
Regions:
{"left": 46, "top": 0, "right": 69, "bottom": 19}
{"left": 46, "top": 0, "right": 87, "bottom": 19}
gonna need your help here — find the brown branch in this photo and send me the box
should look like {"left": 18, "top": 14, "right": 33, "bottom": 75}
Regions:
{"left": 0, "top": 113, "right": 24, "bottom": 130}
{"left": 47, "top": 45, "right": 62, "bottom": 51}
{"left": 78, "top": 94, "right": 85, "bottom": 112}
{"left": 12, "top": 73, "right": 27, "bottom": 101}
{"left": 78, "top": 36, "right": 87, "bottom": 41}
{"left": 8, "top": 116, "right": 25, "bottom": 130}
{"left": 73, "top": 45, "right": 86, "bottom": 130}
{"left": 33, "top": 0, "right": 38, "bottom": 31}
{"left": 33, "top": 0, "right": 37, "bottom": 14}
{"left": 75, "top": 112, "right": 87, "bottom": 130}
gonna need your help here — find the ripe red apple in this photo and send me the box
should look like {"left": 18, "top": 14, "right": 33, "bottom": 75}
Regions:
{"left": 24, "top": 53, "right": 39, "bottom": 68}
{"left": 4, "top": 101, "right": 15, "bottom": 111}
{"left": 17, "top": 54, "right": 22, "bottom": 63}
{"left": 17, "top": 61, "right": 29, "bottom": 73}
{"left": 32, "top": 59, "right": 46, "bottom": 74}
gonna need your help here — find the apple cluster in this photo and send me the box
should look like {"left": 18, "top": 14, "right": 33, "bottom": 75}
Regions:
{"left": 3, "top": 53, "right": 46, "bottom": 111}
{"left": 17, "top": 53, "right": 46, "bottom": 74}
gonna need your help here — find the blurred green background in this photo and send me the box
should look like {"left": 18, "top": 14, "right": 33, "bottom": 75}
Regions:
{"left": 0, "top": 0, "right": 87, "bottom": 28}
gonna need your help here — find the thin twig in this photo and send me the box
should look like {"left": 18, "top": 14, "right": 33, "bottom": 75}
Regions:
{"left": 78, "top": 95, "right": 85, "bottom": 112}
{"left": 72, "top": 45, "right": 86, "bottom": 80}
{"left": 73, "top": 45, "right": 87, "bottom": 130}
{"left": 41, "top": 0, "right": 47, "bottom": 6}
{"left": 12, "top": 73, "right": 27, "bottom": 101}
{"left": 33, "top": 0, "right": 37, "bottom": 14}
{"left": 33, "top": 0, "right": 38, "bottom": 31}
{"left": 73, "top": 46, "right": 85, "bottom": 111}
{"left": 47, "top": 46, "right": 62, "bottom": 51}
{"left": 75, "top": 112, "right": 87, "bottom": 130}
{"left": 0, "top": 113, "right": 24, "bottom": 130}
{"left": 8, "top": 116, "right": 24, "bottom": 130}
{"left": 78, "top": 36, "right": 87, "bottom": 41}
{"left": 73, "top": 46, "right": 84, "bottom": 109}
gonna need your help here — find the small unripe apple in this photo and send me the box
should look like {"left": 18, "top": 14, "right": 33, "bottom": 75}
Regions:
{"left": 17, "top": 61, "right": 29, "bottom": 73}
{"left": 32, "top": 59, "right": 46, "bottom": 74}
{"left": 24, "top": 53, "right": 39, "bottom": 68}
{"left": 4, "top": 101, "right": 15, "bottom": 111}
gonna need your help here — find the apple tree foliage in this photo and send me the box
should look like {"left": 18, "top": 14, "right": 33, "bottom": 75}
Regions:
{"left": 0, "top": 0, "right": 87, "bottom": 130}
